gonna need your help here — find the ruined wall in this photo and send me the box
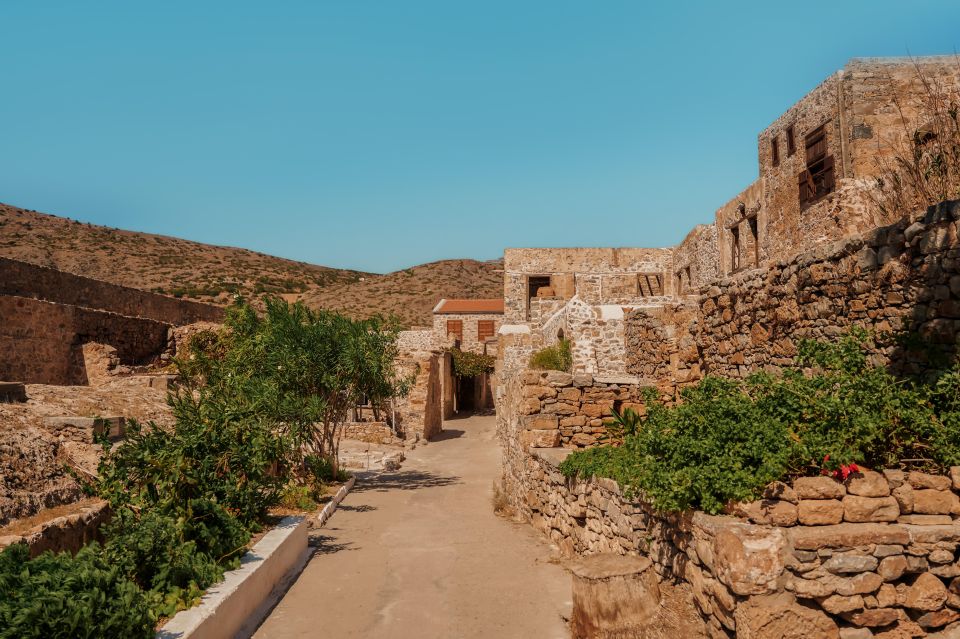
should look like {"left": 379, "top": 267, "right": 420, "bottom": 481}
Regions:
{"left": 394, "top": 351, "right": 442, "bottom": 443}
{"left": 674, "top": 223, "right": 722, "bottom": 294}
{"left": 0, "top": 257, "right": 224, "bottom": 325}
{"left": 523, "top": 450, "right": 960, "bottom": 638}
{"left": 503, "top": 248, "right": 674, "bottom": 323}
{"left": 0, "top": 295, "right": 171, "bottom": 385}
{"left": 714, "top": 182, "right": 763, "bottom": 278}
{"left": 624, "top": 302, "right": 701, "bottom": 395}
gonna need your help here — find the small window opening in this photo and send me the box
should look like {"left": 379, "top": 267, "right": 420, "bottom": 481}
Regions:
{"left": 477, "top": 320, "right": 495, "bottom": 342}
{"left": 637, "top": 273, "right": 664, "bottom": 297}
{"left": 786, "top": 125, "right": 796, "bottom": 156}
{"left": 447, "top": 320, "right": 463, "bottom": 343}
{"left": 771, "top": 137, "right": 780, "bottom": 167}
{"left": 730, "top": 226, "right": 741, "bottom": 273}
{"left": 747, "top": 216, "right": 759, "bottom": 267}
{"left": 528, "top": 275, "right": 552, "bottom": 299}
{"left": 798, "top": 124, "right": 836, "bottom": 209}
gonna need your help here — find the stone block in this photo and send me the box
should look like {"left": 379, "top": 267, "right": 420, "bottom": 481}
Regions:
{"left": 823, "top": 554, "right": 879, "bottom": 575}
{"left": 521, "top": 429, "right": 562, "bottom": 449}
{"left": 798, "top": 499, "right": 845, "bottom": 526}
{"left": 842, "top": 495, "right": 899, "bottom": 523}
{"left": 910, "top": 472, "right": 953, "bottom": 491}
{"left": 846, "top": 470, "right": 890, "bottom": 497}
{"left": 523, "top": 414, "right": 559, "bottom": 430}
{"left": 41, "top": 416, "right": 126, "bottom": 442}
{"left": 543, "top": 371, "right": 574, "bottom": 386}
{"left": 734, "top": 500, "right": 798, "bottom": 526}
{"left": 878, "top": 555, "right": 908, "bottom": 581}
{"left": 913, "top": 489, "right": 960, "bottom": 516}
{"left": 0, "top": 381, "right": 27, "bottom": 403}
{"left": 905, "top": 572, "right": 949, "bottom": 611}
{"left": 568, "top": 554, "right": 660, "bottom": 638}
{"left": 795, "top": 476, "right": 846, "bottom": 499}
{"left": 733, "top": 592, "right": 839, "bottom": 639}
{"left": 713, "top": 524, "right": 785, "bottom": 595}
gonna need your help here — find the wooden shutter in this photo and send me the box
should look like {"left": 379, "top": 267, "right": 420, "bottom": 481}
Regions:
{"left": 477, "top": 320, "right": 495, "bottom": 342}
{"left": 798, "top": 170, "right": 811, "bottom": 206}
{"left": 822, "top": 155, "right": 836, "bottom": 192}
{"left": 447, "top": 320, "right": 463, "bottom": 342}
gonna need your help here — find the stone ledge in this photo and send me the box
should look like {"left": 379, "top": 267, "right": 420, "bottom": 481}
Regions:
{"left": 157, "top": 515, "right": 309, "bottom": 639}
{"left": 317, "top": 476, "right": 356, "bottom": 528}
{"left": 530, "top": 447, "right": 575, "bottom": 467}
{"left": 0, "top": 381, "right": 27, "bottom": 403}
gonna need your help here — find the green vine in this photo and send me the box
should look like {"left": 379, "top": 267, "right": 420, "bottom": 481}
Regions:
{"left": 448, "top": 347, "right": 495, "bottom": 378}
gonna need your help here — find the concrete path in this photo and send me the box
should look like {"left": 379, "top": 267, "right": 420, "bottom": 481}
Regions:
{"left": 254, "top": 414, "right": 571, "bottom": 639}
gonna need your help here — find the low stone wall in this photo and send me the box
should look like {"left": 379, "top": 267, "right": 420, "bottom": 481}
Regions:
{"left": 0, "top": 256, "right": 224, "bottom": 325}
{"left": 517, "top": 369, "right": 647, "bottom": 448}
{"left": 0, "top": 295, "right": 171, "bottom": 384}
{"left": 341, "top": 421, "right": 400, "bottom": 445}
{"left": 523, "top": 449, "right": 960, "bottom": 638}
{"left": 394, "top": 351, "right": 442, "bottom": 443}
{"left": 0, "top": 500, "right": 111, "bottom": 557}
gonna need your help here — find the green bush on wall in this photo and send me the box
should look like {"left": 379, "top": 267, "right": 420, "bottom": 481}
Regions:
{"left": 530, "top": 339, "right": 572, "bottom": 372}
{"left": 560, "top": 330, "right": 960, "bottom": 515}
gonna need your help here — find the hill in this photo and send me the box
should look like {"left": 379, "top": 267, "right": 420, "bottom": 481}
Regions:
{"left": 0, "top": 203, "right": 503, "bottom": 326}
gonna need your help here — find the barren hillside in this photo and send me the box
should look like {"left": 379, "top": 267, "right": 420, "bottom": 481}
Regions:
{"left": 0, "top": 203, "right": 502, "bottom": 326}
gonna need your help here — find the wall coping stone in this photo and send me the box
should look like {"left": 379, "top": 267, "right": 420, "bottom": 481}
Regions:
{"left": 531, "top": 447, "right": 575, "bottom": 467}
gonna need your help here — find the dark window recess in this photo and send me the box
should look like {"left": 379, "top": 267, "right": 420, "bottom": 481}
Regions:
{"left": 798, "top": 125, "right": 835, "bottom": 209}
{"left": 447, "top": 320, "right": 463, "bottom": 342}
{"left": 637, "top": 273, "right": 663, "bottom": 297}
{"left": 730, "top": 226, "right": 741, "bottom": 272}
{"left": 786, "top": 125, "right": 796, "bottom": 156}
{"left": 747, "top": 216, "right": 759, "bottom": 267}
{"left": 675, "top": 271, "right": 683, "bottom": 295}
{"left": 477, "top": 320, "right": 495, "bottom": 342}
{"left": 771, "top": 137, "right": 780, "bottom": 167}
{"left": 528, "top": 275, "right": 551, "bottom": 299}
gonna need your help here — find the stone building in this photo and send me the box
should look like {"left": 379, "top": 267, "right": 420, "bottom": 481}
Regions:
{"left": 500, "top": 57, "right": 960, "bottom": 379}
{"left": 431, "top": 298, "right": 504, "bottom": 354}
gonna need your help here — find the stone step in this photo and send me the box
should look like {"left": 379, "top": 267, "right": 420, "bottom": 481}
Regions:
{"left": 41, "top": 416, "right": 126, "bottom": 443}
{"left": 0, "top": 381, "right": 27, "bottom": 403}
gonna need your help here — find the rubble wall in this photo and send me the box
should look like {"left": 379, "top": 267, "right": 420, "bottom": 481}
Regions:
{"left": 0, "top": 256, "right": 224, "bottom": 325}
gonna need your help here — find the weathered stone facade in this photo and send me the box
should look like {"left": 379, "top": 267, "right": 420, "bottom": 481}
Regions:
{"left": 625, "top": 199, "right": 960, "bottom": 388}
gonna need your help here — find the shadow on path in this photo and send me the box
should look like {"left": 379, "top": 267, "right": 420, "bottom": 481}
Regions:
{"left": 308, "top": 533, "right": 356, "bottom": 555}
{"left": 431, "top": 428, "right": 465, "bottom": 441}
{"left": 352, "top": 469, "right": 461, "bottom": 493}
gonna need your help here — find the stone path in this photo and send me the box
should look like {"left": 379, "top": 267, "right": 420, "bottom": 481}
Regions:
{"left": 254, "top": 414, "right": 571, "bottom": 639}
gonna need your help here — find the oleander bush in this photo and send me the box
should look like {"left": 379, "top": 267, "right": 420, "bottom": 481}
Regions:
{"left": 560, "top": 330, "right": 960, "bottom": 514}
{"left": 0, "top": 298, "right": 409, "bottom": 635}
{"left": 529, "top": 338, "right": 573, "bottom": 372}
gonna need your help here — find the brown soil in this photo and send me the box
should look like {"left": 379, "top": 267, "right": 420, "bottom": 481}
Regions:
{"left": 0, "top": 497, "right": 103, "bottom": 537}
{"left": 0, "top": 203, "right": 502, "bottom": 327}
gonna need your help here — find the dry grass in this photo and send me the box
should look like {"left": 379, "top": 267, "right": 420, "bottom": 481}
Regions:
{"left": 0, "top": 203, "right": 503, "bottom": 326}
{"left": 871, "top": 57, "right": 960, "bottom": 217}
{"left": 491, "top": 479, "right": 514, "bottom": 517}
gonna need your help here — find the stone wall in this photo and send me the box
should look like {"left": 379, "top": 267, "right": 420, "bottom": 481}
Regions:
{"left": 431, "top": 312, "right": 503, "bottom": 355}
{"left": 522, "top": 449, "right": 960, "bottom": 638}
{"left": 0, "top": 501, "right": 110, "bottom": 558}
{"left": 513, "top": 369, "right": 647, "bottom": 449}
{"left": 0, "top": 256, "right": 224, "bottom": 325}
{"left": 341, "top": 421, "right": 401, "bottom": 445}
{"left": 0, "top": 295, "right": 172, "bottom": 385}
{"left": 394, "top": 351, "right": 442, "bottom": 443}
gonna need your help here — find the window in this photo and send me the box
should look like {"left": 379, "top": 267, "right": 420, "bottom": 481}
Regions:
{"left": 447, "top": 320, "right": 463, "bottom": 342}
{"left": 771, "top": 137, "right": 780, "bottom": 167}
{"left": 786, "top": 125, "right": 796, "bottom": 156}
{"left": 747, "top": 215, "right": 759, "bottom": 268}
{"left": 637, "top": 273, "right": 663, "bottom": 297}
{"left": 798, "top": 124, "right": 836, "bottom": 209}
{"left": 527, "top": 276, "right": 551, "bottom": 299}
{"left": 730, "top": 225, "right": 741, "bottom": 272}
{"left": 675, "top": 271, "right": 683, "bottom": 295}
{"left": 477, "top": 320, "right": 495, "bottom": 342}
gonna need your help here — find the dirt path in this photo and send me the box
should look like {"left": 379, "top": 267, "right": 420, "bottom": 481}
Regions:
{"left": 254, "top": 414, "right": 571, "bottom": 638}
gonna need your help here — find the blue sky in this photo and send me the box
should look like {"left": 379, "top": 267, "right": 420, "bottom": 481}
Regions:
{"left": 2, "top": 1, "right": 958, "bottom": 273}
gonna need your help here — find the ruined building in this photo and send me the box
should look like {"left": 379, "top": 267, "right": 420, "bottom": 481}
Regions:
{"left": 499, "top": 56, "right": 960, "bottom": 378}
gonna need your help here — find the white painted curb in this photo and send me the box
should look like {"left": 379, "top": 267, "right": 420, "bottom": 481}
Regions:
{"left": 317, "top": 476, "right": 356, "bottom": 528}
{"left": 157, "top": 515, "right": 309, "bottom": 639}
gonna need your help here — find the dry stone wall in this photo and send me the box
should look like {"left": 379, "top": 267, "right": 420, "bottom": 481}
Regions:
{"left": 515, "top": 369, "right": 646, "bottom": 449}
{"left": 0, "top": 256, "right": 223, "bottom": 325}
{"left": 522, "top": 450, "right": 960, "bottom": 638}
{"left": 0, "top": 295, "right": 172, "bottom": 385}
{"left": 625, "top": 200, "right": 960, "bottom": 385}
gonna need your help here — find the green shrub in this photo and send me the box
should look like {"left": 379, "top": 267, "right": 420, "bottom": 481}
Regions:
{"left": 0, "top": 544, "right": 153, "bottom": 639}
{"left": 448, "top": 348, "right": 495, "bottom": 378}
{"left": 560, "top": 331, "right": 960, "bottom": 514}
{"left": 529, "top": 339, "right": 572, "bottom": 372}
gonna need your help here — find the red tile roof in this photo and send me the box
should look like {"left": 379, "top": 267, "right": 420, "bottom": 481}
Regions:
{"left": 433, "top": 298, "right": 504, "bottom": 315}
